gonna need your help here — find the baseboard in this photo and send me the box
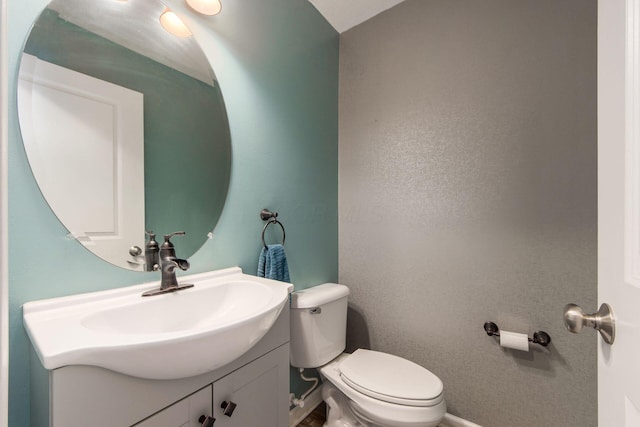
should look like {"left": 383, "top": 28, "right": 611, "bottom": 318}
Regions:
{"left": 441, "top": 412, "right": 483, "bottom": 427}
{"left": 289, "top": 386, "right": 324, "bottom": 427}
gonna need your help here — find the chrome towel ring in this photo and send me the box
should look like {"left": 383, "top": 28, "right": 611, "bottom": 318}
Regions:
{"left": 260, "top": 209, "right": 286, "bottom": 249}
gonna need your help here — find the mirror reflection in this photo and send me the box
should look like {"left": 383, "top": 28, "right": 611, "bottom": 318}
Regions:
{"left": 17, "top": 0, "right": 232, "bottom": 271}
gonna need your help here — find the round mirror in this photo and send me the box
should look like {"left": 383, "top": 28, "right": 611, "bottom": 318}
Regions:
{"left": 17, "top": 0, "right": 231, "bottom": 271}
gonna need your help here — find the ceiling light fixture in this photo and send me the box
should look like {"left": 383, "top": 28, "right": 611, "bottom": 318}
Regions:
{"left": 159, "top": 8, "right": 193, "bottom": 37}
{"left": 185, "top": 0, "right": 222, "bottom": 16}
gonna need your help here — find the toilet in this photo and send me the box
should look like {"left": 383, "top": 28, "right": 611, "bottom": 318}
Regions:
{"left": 290, "top": 283, "right": 446, "bottom": 427}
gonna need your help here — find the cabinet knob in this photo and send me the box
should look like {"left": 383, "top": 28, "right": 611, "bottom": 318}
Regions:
{"left": 220, "top": 400, "right": 237, "bottom": 417}
{"left": 199, "top": 415, "right": 215, "bottom": 427}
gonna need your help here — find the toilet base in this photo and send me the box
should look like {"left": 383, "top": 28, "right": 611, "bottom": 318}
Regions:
{"left": 323, "top": 382, "right": 368, "bottom": 427}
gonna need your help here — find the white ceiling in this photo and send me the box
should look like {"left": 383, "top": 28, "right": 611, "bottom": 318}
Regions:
{"left": 43, "top": 0, "right": 406, "bottom": 80}
{"left": 47, "top": 0, "right": 215, "bottom": 85}
{"left": 308, "top": 0, "right": 408, "bottom": 33}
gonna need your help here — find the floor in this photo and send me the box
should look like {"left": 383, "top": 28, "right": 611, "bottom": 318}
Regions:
{"left": 297, "top": 402, "right": 326, "bottom": 427}
{"left": 297, "top": 402, "right": 446, "bottom": 427}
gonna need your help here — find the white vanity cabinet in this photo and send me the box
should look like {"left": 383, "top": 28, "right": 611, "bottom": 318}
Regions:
{"left": 133, "top": 346, "right": 289, "bottom": 427}
{"left": 40, "top": 309, "right": 290, "bottom": 427}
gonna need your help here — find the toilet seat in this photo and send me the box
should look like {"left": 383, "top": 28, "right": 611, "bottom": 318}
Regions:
{"left": 339, "top": 349, "right": 443, "bottom": 407}
{"left": 320, "top": 353, "right": 446, "bottom": 427}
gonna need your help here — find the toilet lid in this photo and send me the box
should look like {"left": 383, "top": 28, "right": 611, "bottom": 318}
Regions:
{"left": 339, "top": 349, "right": 443, "bottom": 407}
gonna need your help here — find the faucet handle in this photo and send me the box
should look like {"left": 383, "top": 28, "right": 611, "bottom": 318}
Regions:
{"left": 160, "top": 231, "right": 186, "bottom": 252}
{"left": 164, "top": 231, "right": 186, "bottom": 242}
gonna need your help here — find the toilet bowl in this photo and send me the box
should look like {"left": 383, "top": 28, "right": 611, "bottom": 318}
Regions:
{"left": 320, "top": 352, "right": 445, "bottom": 427}
{"left": 290, "top": 283, "right": 446, "bottom": 427}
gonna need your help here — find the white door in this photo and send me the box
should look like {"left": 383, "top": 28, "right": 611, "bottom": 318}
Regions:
{"left": 18, "top": 53, "right": 145, "bottom": 270}
{"left": 598, "top": 0, "right": 640, "bottom": 425}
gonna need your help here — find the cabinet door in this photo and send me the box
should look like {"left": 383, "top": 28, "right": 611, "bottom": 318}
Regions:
{"left": 212, "top": 344, "right": 289, "bottom": 427}
{"left": 135, "top": 385, "right": 212, "bottom": 427}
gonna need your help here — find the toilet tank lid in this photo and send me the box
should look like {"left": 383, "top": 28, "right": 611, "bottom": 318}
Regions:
{"left": 290, "top": 283, "right": 349, "bottom": 308}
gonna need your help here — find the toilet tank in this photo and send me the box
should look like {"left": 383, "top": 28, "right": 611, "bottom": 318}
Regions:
{"left": 290, "top": 283, "right": 350, "bottom": 368}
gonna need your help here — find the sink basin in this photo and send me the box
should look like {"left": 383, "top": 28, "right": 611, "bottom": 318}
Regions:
{"left": 23, "top": 267, "right": 293, "bottom": 379}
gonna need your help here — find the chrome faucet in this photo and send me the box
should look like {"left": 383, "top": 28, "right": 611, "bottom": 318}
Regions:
{"left": 142, "top": 231, "right": 194, "bottom": 297}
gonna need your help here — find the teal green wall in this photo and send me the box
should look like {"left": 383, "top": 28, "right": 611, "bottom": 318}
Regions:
{"left": 8, "top": 0, "right": 338, "bottom": 424}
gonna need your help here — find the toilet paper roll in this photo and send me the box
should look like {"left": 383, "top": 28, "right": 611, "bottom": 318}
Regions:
{"left": 499, "top": 331, "right": 530, "bottom": 351}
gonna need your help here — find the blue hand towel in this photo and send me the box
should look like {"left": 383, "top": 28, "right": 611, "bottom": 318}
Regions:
{"left": 257, "top": 244, "right": 290, "bottom": 283}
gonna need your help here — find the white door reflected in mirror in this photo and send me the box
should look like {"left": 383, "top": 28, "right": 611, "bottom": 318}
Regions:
{"left": 18, "top": 53, "right": 145, "bottom": 270}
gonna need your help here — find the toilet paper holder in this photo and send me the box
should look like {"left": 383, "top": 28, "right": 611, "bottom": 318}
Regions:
{"left": 483, "top": 321, "right": 551, "bottom": 347}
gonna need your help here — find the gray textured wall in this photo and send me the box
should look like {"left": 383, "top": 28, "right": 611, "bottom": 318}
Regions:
{"left": 338, "top": 1, "right": 597, "bottom": 426}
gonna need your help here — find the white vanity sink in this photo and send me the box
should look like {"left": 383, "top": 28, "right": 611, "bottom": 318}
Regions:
{"left": 23, "top": 267, "right": 293, "bottom": 379}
